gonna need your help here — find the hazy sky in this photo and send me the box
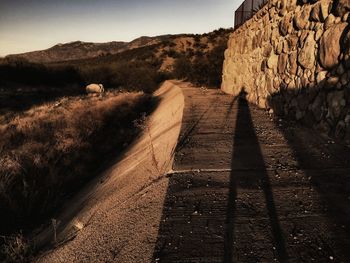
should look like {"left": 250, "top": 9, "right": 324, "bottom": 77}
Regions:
{"left": 0, "top": 0, "right": 243, "bottom": 56}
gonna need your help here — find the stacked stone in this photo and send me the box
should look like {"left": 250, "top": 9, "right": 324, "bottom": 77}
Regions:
{"left": 222, "top": 0, "right": 350, "bottom": 141}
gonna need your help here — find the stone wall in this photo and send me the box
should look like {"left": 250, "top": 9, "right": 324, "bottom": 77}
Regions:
{"left": 222, "top": 0, "right": 350, "bottom": 141}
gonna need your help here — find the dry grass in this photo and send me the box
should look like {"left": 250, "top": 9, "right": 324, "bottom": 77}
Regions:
{"left": 0, "top": 91, "right": 155, "bottom": 236}
{"left": 0, "top": 233, "right": 32, "bottom": 263}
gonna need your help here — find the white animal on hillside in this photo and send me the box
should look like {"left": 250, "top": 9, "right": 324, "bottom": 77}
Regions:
{"left": 86, "top": 84, "right": 105, "bottom": 94}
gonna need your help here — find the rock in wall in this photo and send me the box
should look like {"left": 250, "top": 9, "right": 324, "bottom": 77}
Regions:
{"left": 222, "top": 0, "right": 350, "bottom": 141}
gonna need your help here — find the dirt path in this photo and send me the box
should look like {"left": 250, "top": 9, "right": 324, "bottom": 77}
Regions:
{"left": 153, "top": 86, "right": 350, "bottom": 262}
{"left": 37, "top": 82, "right": 350, "bottom": 262}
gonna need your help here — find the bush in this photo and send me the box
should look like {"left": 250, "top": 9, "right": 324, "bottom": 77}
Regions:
{"left": 194, "top": 35, "right": 201, "bottom": 42}
{"left": 206, "top": 42, "right": 227, "bottom": 86}
{"left": 0, "top": 233, "right": 32, "bottom": 263}
{"left": 78, "top": 61, "right": 160, "bottom": 93}
{"left": 186, "top": 48, "right": 195, "bottom": 57}
{"left": 172, "top": 39, "right": 228, "bottom": 87}
{"left": 173, "top": 56, "right": 192, "bottom": 80}
{"left": 165, "top": 49, "right": 181, "bottom": 58}
{"left": 0, "top": 58, "right": 82, "bottom": 88}
{"left": 115, "top": 62, "right": 159, "bottom": 93}
{"left": 194, "top": 49, "right": 204, "bottom": 57}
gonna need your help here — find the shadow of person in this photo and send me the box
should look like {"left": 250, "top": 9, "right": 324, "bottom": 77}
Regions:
{"left": 224, "top": 89, "right": 288, "bottom": 262}
{"left": 152, "top": 88, "right": 288, "bottom": 262}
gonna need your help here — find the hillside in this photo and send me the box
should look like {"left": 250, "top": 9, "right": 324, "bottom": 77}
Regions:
{"left": 6, "top": 29, "right": 232, "bottom": 69}
{"left": 1, "top": 28, "right": 233, "bottom": 100}
{"left": 52, "top": 28, "right": 233, "bottom": 86}
{"left": 6, "top": 35, "right": 173, "bottom": 63}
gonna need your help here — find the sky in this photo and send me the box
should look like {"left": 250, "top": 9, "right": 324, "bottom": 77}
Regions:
{"left": 0, "top": 0, "right": 243, "bottom": 56}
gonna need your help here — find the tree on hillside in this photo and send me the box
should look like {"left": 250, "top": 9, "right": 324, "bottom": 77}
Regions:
{"left": 173, "top": 56, "right": 192, "bottom": 80}
{"left": 172, "top": 39, "right": 228, "bottom": 87}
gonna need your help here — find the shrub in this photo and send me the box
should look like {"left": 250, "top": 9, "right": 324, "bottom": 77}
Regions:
{"left": 194, "top": 49, "right": 204, "bottom": 57}
{"left": 173, "top": 56, "right": 192, "bottom": 80}
{"left": 206, "top": 41, "right": 228, "bottom": 86}
{"left": 165, "top": 49, "right": 181, "bottom": 58}
{"left": 77, "top": 61, "right": 160, "bottom": 93}
{"left": 0, "top": 58, "right": 82, "bottom": 88}
{"left": 0, "top": 233, "right": 32, "bottom": 263}
{"left": 168, "top": 42, "right": 176, "bottom": 48}
{"left": 115, "top": 62, "right": 159, "bottom": 93}
{"left": 193, "top": 35, "right": 201, "bottom": 42}
{"left": 186, "top": 48, "right": 195, "bottom": 58}
{"left": 172, "top": 39, "right": 228, "bottom": 87}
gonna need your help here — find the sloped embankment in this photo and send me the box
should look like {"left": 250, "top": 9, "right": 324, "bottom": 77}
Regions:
{"left": 35, "top": 80, "right": 185, "bottom": 262}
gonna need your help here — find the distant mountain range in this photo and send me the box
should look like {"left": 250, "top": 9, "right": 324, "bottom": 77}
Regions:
{"left": 6, "top": 35, "right": 173, "bottom": 63}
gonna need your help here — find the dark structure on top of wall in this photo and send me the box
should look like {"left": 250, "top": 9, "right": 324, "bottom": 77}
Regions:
{"left": 234, "top": 0, "right": 268, "bottom": 29}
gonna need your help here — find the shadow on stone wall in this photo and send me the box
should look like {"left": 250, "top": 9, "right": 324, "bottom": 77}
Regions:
{"left": 266, "top": 78, "right": 350, "bottom": 142}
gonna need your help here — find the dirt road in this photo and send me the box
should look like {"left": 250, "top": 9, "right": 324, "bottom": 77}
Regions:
{"left": 37, "top": 82, "right": 350, "bottom": 262}
{"left": 153, "top": 85, "right": 350, "bottom": 262}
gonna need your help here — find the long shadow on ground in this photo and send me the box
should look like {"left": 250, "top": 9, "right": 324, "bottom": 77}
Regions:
{"left": 152, "top": 92, "right": 287, "bottom": 262}
{"left": 224, "top": 92, "right": 288, "bottom": 262}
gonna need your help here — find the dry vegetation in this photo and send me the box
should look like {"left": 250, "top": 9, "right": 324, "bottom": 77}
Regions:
{"left": 0, "top": 92, "right": 155, "bottom": 236}
{"left": 0, "top": 61, "right": 157, "bottom": 261}
{"left": 171, "top": 28, "right": 232, "bottom": 87}
{"left": 73, "top": 28, "right": 233, "bottom": 88}
{"left": 1, "top": 28, "right": 233, "bottom": 95}
{"left": 0, "top": 233, "right": 31, "bottom": 263}
{"left": 0, "top": 27, "right": 232, "bottom": 261}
